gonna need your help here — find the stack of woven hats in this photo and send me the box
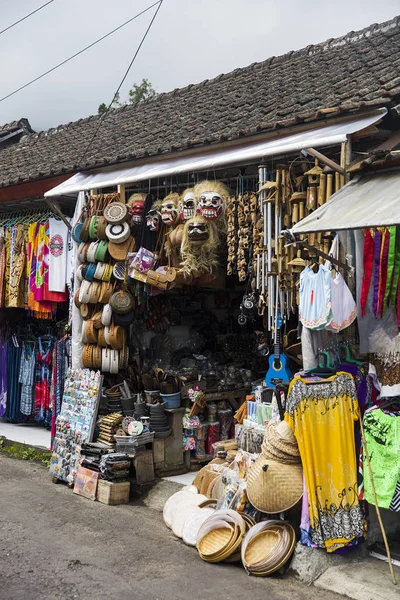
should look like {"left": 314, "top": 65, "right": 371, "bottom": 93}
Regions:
{"left": 74, "top": 194, "right": 136, "bottom": 374}
{"left": 246, "top": 420, "right": 303, "bottom": 514}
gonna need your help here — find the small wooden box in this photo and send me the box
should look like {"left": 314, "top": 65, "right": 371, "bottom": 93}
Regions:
{"left": 97, "top": 480, "right": 130, "bottom": 505}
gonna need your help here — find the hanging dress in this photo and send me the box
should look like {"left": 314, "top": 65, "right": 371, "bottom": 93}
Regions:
{"left": 34, "top": 338, "right": 53, "bottom": 426}
{"left": 0, "top": 227, "right": 6, "bottom": 308}
{"left": 19, "top": 342, "right": 36, "bottom": 416}
{"left": 4, "top": 344, "right": 22, "bottom": 421}
{"left": 299, "top": 265, "right": 333, "bottom": 330}
{"left": 285, "top": 372, "right": 366, "bottom": 552}
{"left": 0, "top": 342, "right": 7, "bottom": 417}
{"left": 6, "top": 224, "right": 26, "bottom": 308}
{"left": 325, "top": 272, "right": 357, "bottom": 332}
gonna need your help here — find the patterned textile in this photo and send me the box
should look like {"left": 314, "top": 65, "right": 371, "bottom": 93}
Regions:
{"left": 389, "top": 478, "right": 400, "bottom": 512}
{"left": 363, "top": 408, "right": 400, "bottom": 509}
{"left": 34, "top": 338, "right": 53, "bottom": 426}
{"left": 18, "top": 342, "right": 36, "bottom": 416}
{"left": 0, "top": 342, "right": 7, "bottom": 417}
{"left": 50, "top": 338, "right": 71, "bottom": 448}
{"left": 285, "top": 372, "right": 366, "bottom": 552}
{"left": 27, "top": 222, "right": 53, "bottom": 318}
{"left": 0, "top": 228, "right": 5, "bottom": 308}
{"left": 6, "top": 225, "right": 26, "bottom": 308}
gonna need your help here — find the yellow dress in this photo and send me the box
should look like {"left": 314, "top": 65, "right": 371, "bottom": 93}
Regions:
{"left": 285, "top": 372, "right": 366, "bottom": 552}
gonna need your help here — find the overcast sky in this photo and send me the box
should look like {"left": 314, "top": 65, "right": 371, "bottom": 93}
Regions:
{"left": 0, "top": 0, "right": 398, "bottom": 131}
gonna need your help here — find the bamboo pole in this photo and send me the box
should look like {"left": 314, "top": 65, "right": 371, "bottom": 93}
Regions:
{"left": 359, "top": 416, "right": 397, "bottom": 586}
{"left": 326, "top": 174, "right": 333, "bottom": 202}
{"left": 318, "top": 173, "right": 327, "bottom": 206}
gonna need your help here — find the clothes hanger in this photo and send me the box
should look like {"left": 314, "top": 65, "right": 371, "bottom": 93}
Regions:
{"left": 305, "top": 352, "right": 336, "bottom": 377}
{"left": 341, "top": 343, "right": 363, "bottom": 366}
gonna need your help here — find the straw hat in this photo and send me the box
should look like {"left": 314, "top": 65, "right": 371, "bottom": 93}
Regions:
{"left": 261, "top": 421, "right": 301, "bottom": 464}
{"left": 109, "top": 235, "right": 135, "bottom": 261}
{"left": 246, "top": 455, "right": 303, "bottom": 513}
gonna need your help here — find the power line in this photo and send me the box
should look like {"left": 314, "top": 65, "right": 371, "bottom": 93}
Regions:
{"left": 78, "top": 0, "right": 163, "bottom": 166}
{"left": 0, "top": 1, "right": 161, "bottom": 104}
{"left": 0, "top": 0, "right": 55, "bottom": 36}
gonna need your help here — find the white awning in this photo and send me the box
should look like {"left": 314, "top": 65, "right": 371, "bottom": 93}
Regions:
{"left": 45, "top": 109, "right": 386, "bottom": 197}
{"left": 291, "top": 170, "right": 400, "bottom": 234}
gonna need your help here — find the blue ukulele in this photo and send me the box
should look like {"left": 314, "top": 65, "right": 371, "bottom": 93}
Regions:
{"left": 265, "top": 312, "right": 292, "bottom": 387}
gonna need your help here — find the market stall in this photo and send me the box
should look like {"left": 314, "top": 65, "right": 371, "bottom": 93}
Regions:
{"left": 0, "top": 207, "right": 72, "bottom": 446}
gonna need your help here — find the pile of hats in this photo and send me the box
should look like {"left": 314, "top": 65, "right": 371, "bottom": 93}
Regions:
{"left": 148, "top": 402, "right": 171, "bottom": 438}
{"left": 73, "top": 193, "right": 136, "bottom": 374}
{"left": 163, "top": 487, "right": 210, "bottom": 540}
{"left": 241, "top": 520, "right": 296, "bottom": 576}
{"left": 246, "top": 421, "right": 303, "bottom": 514}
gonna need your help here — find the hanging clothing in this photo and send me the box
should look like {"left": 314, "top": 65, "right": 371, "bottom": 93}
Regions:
{"left": 299, "top": 265, "right": 332, "bottom": 330}
{"left": 48, "top": 218, "right": 69, "bottom": 293}
{"left": 50, "top": 337, "right": 71, "bottom": 448}
{"left": 363, "top": 408, "right": 400, "bottom": 510}
{"left": 6, "top": 225, "right": 26, "bottom": 309}
{"left": 34, "top": 338, "right": 53, "bottom": 426}
{"left": 0, "top": 227, "right": 5, "bottom": 308}
{"left": 0, "top": 342, "right": 7, "bottom": 417}
{"left": 325, "top": 272, "right": 357, "bottom": 333}
{"left": 27, "top": 222, "right": 53, "bottom": 318}
{"left": 285, "top": 372, "right": 366, "bottom": 552}
{"left": 4, "top": 344, "right": 22, "bottom": 421}
{"left": 18, "top": 343, "right": 36, "bottom": 416}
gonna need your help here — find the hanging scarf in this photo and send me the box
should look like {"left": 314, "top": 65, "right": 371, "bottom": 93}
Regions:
{"left": 372, "top": 230, "right": 382, "bottom": 318}
{"left": 377, "top": 229, "right": 389, "bottom": 317}
{"left": 391, "top": 226, "right": 400, "bottom": 310}
{"left": 361, "top": 229, "right": 374, "bottom": 317}
{"left": 383, "top": 226, "right": 397, "bottom": 315}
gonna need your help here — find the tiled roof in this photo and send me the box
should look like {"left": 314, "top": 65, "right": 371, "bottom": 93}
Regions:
{"left": 1, "top": 16, "right": 400, "bottom": 188}
{"left": 0, "top": 118, "right": 33, "bottom": 139}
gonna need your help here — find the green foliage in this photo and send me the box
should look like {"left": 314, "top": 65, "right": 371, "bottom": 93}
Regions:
{"left": 1, "top": 442, "right": 51, "bottom": 467}
{"left": 97, "top": 79, "right": 156, "bottom": 115}
{"left": 128, "top": 78, "right": 156, "bottom": 104}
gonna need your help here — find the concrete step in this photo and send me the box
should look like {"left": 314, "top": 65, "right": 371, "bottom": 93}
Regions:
{"left": 314, "top": 557, "right": 400, "bottom": 600}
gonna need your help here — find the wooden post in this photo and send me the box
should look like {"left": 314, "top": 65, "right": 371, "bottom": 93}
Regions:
{"left": 340, "top": 142, "right": 347, "bottom": 188}
{"left": 117, "top": 184, "right": 126, "bottom": 204}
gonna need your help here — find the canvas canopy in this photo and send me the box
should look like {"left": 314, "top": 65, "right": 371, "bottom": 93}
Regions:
{"left": 44, "top": 110, "right": 386, "bottom": 198}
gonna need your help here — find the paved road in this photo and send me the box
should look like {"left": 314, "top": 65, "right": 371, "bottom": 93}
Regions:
{"left": 0, "top": 454, "right": 341, "bottom": 600}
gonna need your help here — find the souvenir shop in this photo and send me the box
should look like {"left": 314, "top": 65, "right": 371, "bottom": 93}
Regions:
{"left": 0, "top": 206, "right": 72, "bottom": 445}
{"left": 27, "top": 109, "right": 398, "bottom": 581}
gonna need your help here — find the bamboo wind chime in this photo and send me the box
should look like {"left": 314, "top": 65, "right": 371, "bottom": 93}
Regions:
{"left": 252, "top": 159, "right": 346, "bottom": 325}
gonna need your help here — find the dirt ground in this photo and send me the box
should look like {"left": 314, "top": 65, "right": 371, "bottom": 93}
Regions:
{"left": 0, "top": 453, "right": 342, "bottom": 600}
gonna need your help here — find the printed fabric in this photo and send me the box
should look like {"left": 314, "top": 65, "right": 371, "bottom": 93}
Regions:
{"left": 6, "top": 225, "right": 26, "bottom": 308}
{"left": 34, "top": 338, "right": 53, "bottom": 426}
{"left": 285, "top": 372, "right": 366, "bottom": 552}
{"left": 363, "top": 408, "right": 400, "bottom": 510}
{"left": 299, "top": 265, "right": 333, "bottom": 330}
{"left": 18, "top": 342, "right": 36, "bottom": 416}
{"left": 0, "top": 227, "right": 5, "bottom": 308}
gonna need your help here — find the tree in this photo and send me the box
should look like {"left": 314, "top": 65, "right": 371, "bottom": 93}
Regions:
{"left": 97, "top": 79, "right": 156, "bottom": 115}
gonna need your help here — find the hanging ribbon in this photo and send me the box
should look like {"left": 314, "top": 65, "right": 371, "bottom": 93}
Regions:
{"left": 383, "top": 226, "right": 397, "bottom": 315}
{"left": 360, "top": 229, "right": 374, "bottom": 317}
{"left": 377, "top": 228, "right": 389, "bottom": 317}
{"left": 372, "top": 229, "right": 382, "bottom": 318}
